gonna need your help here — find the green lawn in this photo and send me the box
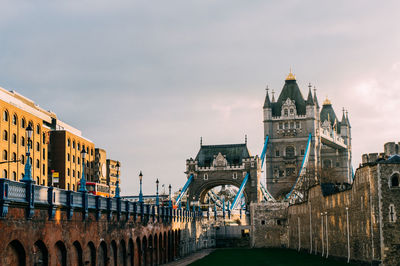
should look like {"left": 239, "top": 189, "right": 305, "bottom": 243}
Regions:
{"left": 190, "top": 248, "right": 354, "bottom": 266}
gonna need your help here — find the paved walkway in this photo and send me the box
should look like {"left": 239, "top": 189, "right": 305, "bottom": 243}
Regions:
{"left": 164, "top": 249, "right": 215, "bottom": 266}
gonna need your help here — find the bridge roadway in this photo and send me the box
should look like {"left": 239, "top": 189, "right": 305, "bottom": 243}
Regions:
{"left": 0, "top": 179, "right": 214, "bottom": 265}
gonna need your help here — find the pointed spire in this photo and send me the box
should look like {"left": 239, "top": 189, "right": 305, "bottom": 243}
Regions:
{"left": 271, "top": 89, "right": 275, "bottom": 102}
{"left": 306, "top": 83, "right": 314, "bottom": 105}
{"left": 345, "top": 110, "right": 351, "bottom": 128}
{"left": 313, "top": 86, "right": 319, "bottom": 108}
{"left": 263, "top": 85, "right": 272, "bottom": 108}
{"left": 341, "top": 108, "right": 347, "bottom": 125}
{"left": 200, "top": 137, "right": 203, "bottom": 146}
{"left": 245, "top": 134, "right": 247, "bottom": 144}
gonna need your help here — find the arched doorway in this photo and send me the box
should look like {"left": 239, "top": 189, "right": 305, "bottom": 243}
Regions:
{"left": 4, "top": 240, "right": 26, "bottom": 266}
{"left": 55, "top": 241, "right": 67, "bottom": 266}
{"left": 119, "top": 239, "right": 127, "bottom": 266}
{"left": 142, "top": 236, "right": 147, "bottom": 266}
{"left": 135, "top": 237, "right": 141, "bottom": 266}
{"left": 111, "top": 240, "right": 118, "bottom": 266}
{"left": 72, "top": 241, "right": 83, "bottom": 266}
{"left": 128, "top": 238, "right": 134, "bottom": 266}
{"left": 85, "top": 241, "right": 96, "bottom": 266}
{"left": 33, "top": 240, "right": 48, "bottom": 266}
{"left": 97, "top": 241, "right": 107, "bottom": 266}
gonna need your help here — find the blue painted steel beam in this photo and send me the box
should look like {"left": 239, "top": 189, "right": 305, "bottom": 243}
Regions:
{"left": 175, "top": 174, "right": 194, "bottom": 205}
{"left": 260, "top": 135, "right": 269, "bottom": 168}
{"left": 230, "top": 173, "right": 249, "bottom": 210}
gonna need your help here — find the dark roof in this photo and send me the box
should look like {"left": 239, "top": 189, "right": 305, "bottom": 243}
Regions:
{"left": 382, "top": 154, "right": 400, "bottom": 164}
{"left": 263, "top": 92, "right": 271, "bottom": 108}
{"left": 320, "top": 102, "right": 340, "bottom": 133}
{"left": 272, "top": 79, "right": 306, "bottom": 116}
{"left": 195, "top": 143, "right": 251, "bottom": 167}
{"left": 306, "top": 87, "right": 314, "bottom": 106}
{"left": 320, "top": 182, "right": 352, "bottom": 196}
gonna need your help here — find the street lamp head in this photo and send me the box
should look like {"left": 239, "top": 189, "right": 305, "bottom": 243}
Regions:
{"left": 156, "top": 178, "right": 159, "bottom": 184}
{"left": 139, "top": 171, "right": 143, "bottom": 181}
{"left": 26, "top": 124, "right": 33, "bottom": 139}
{"left": 81, "top": 148, "right": 87, "bottom": 160}
{"left": 116, "top": 161, "right": 120, "bottom": 172}
{"left": 169, "top": 184, "right": 171, "bottom": 189}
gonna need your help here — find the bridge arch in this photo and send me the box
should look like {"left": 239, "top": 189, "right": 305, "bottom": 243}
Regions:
{"left": 55, "top": 240, "right": 67, "bottom": 266}
{"left": 135, "top": 237, "right": 141, "bottom": 266}
{"left": 85, "top": 241, "right": 96, "bottom": 266}
{"left": 163, "top": 232, "right": 167, "bottom": 264}
{"left": 4, "top": 240, "right": 26, "bottom": 266}
{"left": 128, "top": 238, "right": 134, "bottom": 266}
{"left": 110, "top": 240, "right": 118, "bottom": 266}
{"left": 119, "top": 239, "right": 127, "bottom": 266}
{"left": 72, "top": 240, "right": 83, "bottom": 266}
{"left": 98, "top": 241, "right": 107, "bottom": 266}
{"left": 33, "top": 240, "right": 48, "bottom": 266}
{"left": 142, "top": 236, "right": 147, "bottom": 266}
{"left": 153, "top": 234, "right": 159, "bottom": 265}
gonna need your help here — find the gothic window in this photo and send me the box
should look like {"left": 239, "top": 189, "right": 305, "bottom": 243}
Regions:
{"left": 36, "top": 177, "right": 39, "bottom": 184}
{"left": 73, "top": 170, "right": 75, "bottom": 178}
{"left": 276, "top": 150, "right": 280, "bottom": 157}
{"left": 279, "top": 123, "right": 283, "bottom": 129}
{"left": 286, "top": 167, "right": 295, "bottom": 176}
{"left": 290, "top": 108, "right": 294, "bottom": 114}
{"left": 285, "top": 146, "right": 295, "bottom": 158}
{"left": 233, "top": 173, "right": 238, "bottom": 179}
{"left": 284, "top": 122, "right": 289, "bottom": 129}
{"left": 336, "top": 162, "right": 340, "bottom": 167}
{"left": 73, "top": 141, "right": 75, "bottom": 149}
{"left": 3, "top": 130, "right": 8, "bottom": 141}
{"left": 43, "top": 149, "right": 45, "bottom": 160}
{"left": 42, "top": 133, "right": 46, "bottom": 144}
{"left": 36, "top": 125, "right": 40, "bottom": 134}
{"left": 3, "top": 169, "right": 7, "bottom": 179}
{"left": 284, "top": 109, "right": 288, "bottom": 116}
{"left": 21, "top": 118, "right": 25, "bottom": 128}
{"left": 77, "top": 143, "right": 80, "bottom": 150}
{"left": 42, "top": 165, "right": 45, "bottom": 175}
{"left": 67, "top": 168, "right": 70, "bottom": 176}
{"left": 36, "top": 142, "right": 40, "bottom": 152}
{"left": 390, "top": 173, "right": 399, "bottom": 188}
{"left": 12, "top": 133, "right": 17, "bottom": 144}
{"left": 3, "top": 110, "right": 8, "bottom": 121}
{"left": 203, "top": 174, "right": 208, "bottom": 180}
{"left": 12, "top": 152, "right": 16, "bottom": 162}
{"left": 21, "top": 155, "right": 25, "bottom": 164}
{"left": 67, "top": 138, "right": 71, "bottom": 147}
{"left": 279, "top": 170, "right": 284, "bottom": 177}
{"left": 12, "top": 114, "right": 17, "bottom": 125}
{"left": 12, "top": 171, "right": 16, "bottom": 181}
{"left": 36, "top": 159, "right": 40, "bottom": 168}
{"left": 21, "top": 136, "right": 25, "bottom": 146}
{"left": 73, "top": 155, "right": 75, "bottom": 163}
{"left": 290, "top": 122, "right": 294, "bottom": 128}
{"left": 3, "top": 150, "right": 7, "bottom": 160}
{"left": 67, "top": 153, "right": 70, "bottom": 161}
{"left": 296, "top": 121, "right": 300, "bottom": 128}
{"left": 323, "top": 159, "right": 332, "bottom": 168}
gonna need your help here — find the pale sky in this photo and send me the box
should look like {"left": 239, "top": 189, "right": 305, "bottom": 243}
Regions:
{"left": 1, "top": 0, "right": 399, "bottom": 195}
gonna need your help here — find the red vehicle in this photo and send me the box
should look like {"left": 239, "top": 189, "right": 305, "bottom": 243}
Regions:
{"left": 78, "top": 182, "right": 110, "bottom": 197}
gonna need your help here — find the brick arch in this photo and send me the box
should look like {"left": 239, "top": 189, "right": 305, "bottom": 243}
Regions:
{"left": 127, "top": 238, "right": 134, "bottom": 266}
{"left": 33, "top": 240, "right": 48, "bottom": 266}
{"left": 72, "top": 240, "right": 83, "bottom": 266}
{"left": 167, "top": 230, "right": 172, "bottom": 262}
{"left": 110, "top": 240, "right": 118, "bottom": 266}
{"left": 142, "top": 236, "right": 147, "bottom": 266}
{"left": 3, "top": 239, "right": 26, "bottom": 266}
{"left": 148, "top": 235, "right": 154, "bottom": 266}
{"left": 119, "top": 239, "right": 127, "bottom": 266}
{"left": 85, "top": 241, "right": 96, "bottom": 266}
{"left": 55, "top": 240, "right": 67, "bottom": 266}
{"left": 135, "top": 237, "right": 141, "bottom": 266}
{"left": 97, "top": 241, "right": 107, "bottom": 266}
{"left": 163, "top": 232, "right": 167, "bottom": 264}
{"left": 158, "top": 233, "right": 163, "bottom": 265}
{"left": 153, "top": 233, "right": 158, "bottom": 265}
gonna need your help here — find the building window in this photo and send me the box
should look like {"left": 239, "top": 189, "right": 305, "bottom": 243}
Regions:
{"left": 12, "top": 134, "right": 17, "bottom": 144}
{"left": 73, "top": 184, "right": 75, "bottom": 191}
{"left": 67, "top": 153, "right": 70, "bottom": 161}
{"left": 389, "top": 204, "right": 397, "bottom": 223}
{"left": 203, "top": 174, "right": 208, "bottom": 180}
{"left": 73, "top": 170, "right": 75, "bottom": 177}
{"left": 67, "top": 168, "right": 70, "bottom": 176}
{"left": 279, "top": 123, "right": 283, "bottom": 130}
{"left": 12, "top": 152, "right": 16, "bottom": 162}
{"left": 21, "top": 136, "right": 25, "bottom": 146}
{"left": 284, "top": 122, "right": 288, "bottom": 129}
{"left": 286, "top": 167, "right": 295, "bottom": 176}
{"left": 67, "top": 138, "right": 71, "bottom": 147}
{"left": 3, "top": 150, "right": 7, "bottom": 160}
{"left": 12, "top": 171, "right": 16, "bottom": 181}
{"left": 21, "top": 155, "right": 25, "bottom": 164}
{"left": 91, "top": 149, "right": 93, "bottom": 156}
{"left": 290, "top": 122, "right": 294, "bottom": 128}
{"left": 284, "top": 109, "right": 288, "bottom": 116}
{"left": 43, "top": 148, "right": 45, "bottom": 160}
{"left": 290, "top": 108, "right": 294, "bottom": 114}
{"left": 21, "top": 118, "right": 25, "bottom": 128}
{"left": 87, "top": 161, "right": 89, "bottom": 168}
{"left": 73, "top": 141, "right": 75, "bottom": 149}
{"left": 285, "top": 146, "right": 295, "bottom": 157}
{"left": 78, "top": 171, "right": 80, "bottom": 178}
{"left": 296, "top": 121, "right": 300, "bottom": 128}
{"left": 276, "top": 150, "right": 280, "bottom": 157}
{"left": 77, "top": 157, "right": 80, "bottom": 164}
{"left": 73, "top": 155, "right": 75, "bottom": 163}
{"left": 336, "top": 162, "right": 340, "bottom": 167}
{"left": 42, "top": 133, "right": 46, "bottom": 144}
{"left": 12, "top": 114, "right": 17, "bottom": 125}
{"left": 36, "top": 177, "right": 39, "bottom": 184}
{"left": 3, "top": 169, "right": 7, "bottom": 179}
{"left": 261, "top": 220, "right": 265, "bottom": 225}
{"left": 233, "top": 173, "right": 238, "bottom": 179}
{"left": 3, "top": 130, "right": 8, "bottom": 141}
{"left": 36, "top": 159, "right": 40, "bottom": 168}
{"left": 77, "top": 143, "right": 80, "bottom": 150}
{"left": 67, "top": 183, "right": 70, "bottom": 190}
{"left": 42, "top": 180, "right": 45, "bottom": 186}
{"left": 390, "top": 173, "right": 399, "bottom": 188}
{"left": 36, "top": 142, "right": 40, "bottom": 152}
{"left": 36, "top": 125, "right": 40, "bottom": 134}
{"left": 301, "top": 149, "right": 305, "bottom": 156}
{"left": 43, "top": 165, "right": 45, "bottom": 175}
{"left": 3, "top": 110, "right": 8, "bottom": 121}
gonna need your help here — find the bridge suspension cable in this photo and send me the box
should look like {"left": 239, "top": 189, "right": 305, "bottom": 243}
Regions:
{"left": 175, "top": 174, "right": 194, "bottom": 206}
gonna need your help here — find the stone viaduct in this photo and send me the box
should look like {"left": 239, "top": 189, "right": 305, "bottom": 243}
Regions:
{"left": 0, "top": 179, "right": 214, "bottom": 266}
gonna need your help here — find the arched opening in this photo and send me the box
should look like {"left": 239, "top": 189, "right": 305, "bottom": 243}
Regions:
{"left": 142, "top": 236, "right": 147, "bottom": 266}
{"left": 55, "top": 241, "right": 67, "bottom": 266}
{"left": 85, "top": 241, "right": 96, "bottom": 266}
{"left": 198, "top": 184, "right": 247, "bottom": 212}
{"left": 127, "top": 238, "right": 134, "bottom": 266}
{"left": 111, "top": 240, "right": 117, "bottom": 266}
{"left": 135, "top": 237, "right": 141, "bottom": 266}
{"left": 158, "top": 233, "right": 162, "bottom": 265}
{"left": 148, "top": 235, "right": 153, "bottom": 266}
{"left": 154, "top": 234, "right": 158, "bottom": 265}
{"left": 3, "top": 240, "right": 26, "bottom": 266}
{"left": 33, "top": 240, "right": 48, "bottom": 266}
{"left": 285, "top": 146, "right": 295, "bottom": 158}
{"left": 163, "top": 232, "right": 167, "bottom": 264}
{"left": 168, "top": 231, "right": 172, "bottom": 262}
{"left": 119, "top": 239, "right": 127, "bottom": 266}
{"left": 391, "top": 173, "right": 399, "bottom": 187}
{"left": 72, "top": 241, "right": 83, "bottom": 266}
{"left": 97, "top": 241, "right": 107, "bottom": 266}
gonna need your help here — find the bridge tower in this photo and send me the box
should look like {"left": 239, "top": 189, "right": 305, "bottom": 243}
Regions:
{"left": 263, "top": 72, "right": 352, "bottom": 199}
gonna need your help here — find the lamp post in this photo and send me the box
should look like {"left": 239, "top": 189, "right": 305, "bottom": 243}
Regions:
{"left": 79, "top": 148, "right": 87, "bottom": 192}
{"left": 156, "top": 178, "right": 160, "bottom": 206}
{"left": 22, "top": 124, "right": 33, "bottom": 182}
{"left": 138, "top": 171, "right": 143, "bottom": 203}
{"left": 168, "top": 184, "right": 172, "bottom": 208}
{"left": 115, "top": 161, "right": 120, "bottom": 198}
